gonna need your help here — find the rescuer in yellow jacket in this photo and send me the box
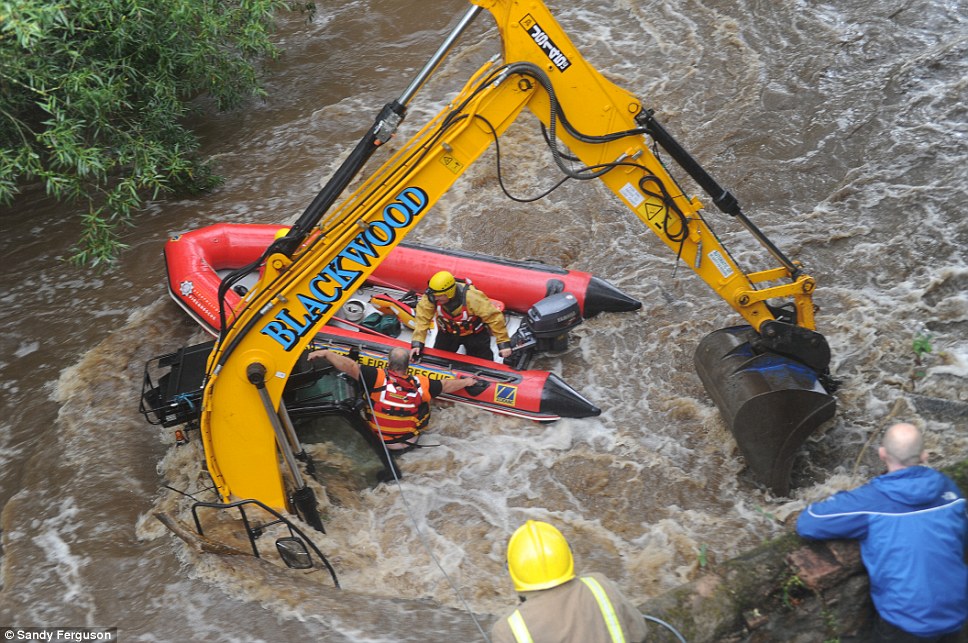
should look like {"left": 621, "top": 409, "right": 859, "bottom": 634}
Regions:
{"left": 410, "top": 270, "right": 513, "bottom": 362}
{"left": 491, "top": 520, "right": 648, "bottom": 643}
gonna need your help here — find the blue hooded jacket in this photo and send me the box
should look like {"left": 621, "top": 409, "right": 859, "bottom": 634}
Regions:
{"left": 797, "top": 466, "right": 967, "bottom": 637}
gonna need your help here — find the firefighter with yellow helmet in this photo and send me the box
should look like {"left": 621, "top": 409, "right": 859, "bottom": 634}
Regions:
{"left": 491, "top": 520, "right": 648, "bottom": 643}
{"left": 410, "top": 270, "right": 513, "bottom": 362}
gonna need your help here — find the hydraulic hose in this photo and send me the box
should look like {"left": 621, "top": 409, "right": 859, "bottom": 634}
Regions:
{"left": 636, "top": 109, "right": 801, "bottom": 279}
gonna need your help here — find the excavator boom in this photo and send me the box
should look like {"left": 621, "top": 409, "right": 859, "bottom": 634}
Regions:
{"left": 200, "top": 0, "right": 835, "bottom": 518}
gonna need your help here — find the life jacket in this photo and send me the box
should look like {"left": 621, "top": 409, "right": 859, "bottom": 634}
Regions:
{"left": 435, "top": 281, "right": 485, "bottom": 337}
{"left": 365, "top": 368, "right": 432, "bottom": 443}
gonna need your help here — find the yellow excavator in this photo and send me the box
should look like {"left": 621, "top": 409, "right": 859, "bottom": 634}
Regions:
{"left": 196, "top": 0, "right": 836, "bottom": 528}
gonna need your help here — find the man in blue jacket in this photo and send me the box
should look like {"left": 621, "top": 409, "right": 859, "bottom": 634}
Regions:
{"left": 797, "top": 423, "right": 967, "bottom": 641}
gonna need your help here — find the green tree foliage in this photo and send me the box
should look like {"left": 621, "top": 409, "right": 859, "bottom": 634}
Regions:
{"left": 0, "top": 0, "right": 305, "bottom": 265}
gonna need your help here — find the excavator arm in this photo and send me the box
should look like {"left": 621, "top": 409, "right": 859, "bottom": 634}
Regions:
{"left": 200, "top": 0, "right": 835, "bottom": 519}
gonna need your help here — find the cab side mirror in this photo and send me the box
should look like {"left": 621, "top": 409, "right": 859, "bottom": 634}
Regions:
{"left": 276, "top": 536, "right": 313, "bottom": 569}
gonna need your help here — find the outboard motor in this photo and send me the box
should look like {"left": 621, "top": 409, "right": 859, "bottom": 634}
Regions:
{"left": 506, "top": 292, "right": 583, "bottom": 370}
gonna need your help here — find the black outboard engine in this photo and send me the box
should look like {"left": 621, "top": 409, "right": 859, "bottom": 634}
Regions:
{"left": 506, "top": 292, "right": 583, "bottom": 370}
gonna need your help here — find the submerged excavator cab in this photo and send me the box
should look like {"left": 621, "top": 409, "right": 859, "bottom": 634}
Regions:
{"left": 174, "top": 0, "right": 838, "bottom": 528}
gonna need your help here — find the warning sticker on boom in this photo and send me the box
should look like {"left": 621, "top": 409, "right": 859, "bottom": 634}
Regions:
{"left": 707, "top": 250, "right": 735, "bottom": 279}
{"left": 440, "top": 152, "right": 464, "bottom": 175}
{"left": 619, "top": 183, "right": 645, "bottom": 208}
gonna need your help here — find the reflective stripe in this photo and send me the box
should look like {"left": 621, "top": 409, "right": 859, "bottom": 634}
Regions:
{"left": 435, "top": 282, "right": 485, "bottom": 336}
{"left": 435, "top": 302, "right": 484, "bottom": 336}
{"left": 580, "top": 576, "right": 626, "bottom": 643}
{"left": 507, "top": 610, "right": 534, "bottom": 643}
{"left": 366, "top": 369, "right": 431, "bottom": 439}
{"left": 506, "top": 578, "right": 626, "bottom": 643}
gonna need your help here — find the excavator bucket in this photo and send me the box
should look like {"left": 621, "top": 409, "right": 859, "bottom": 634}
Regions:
{"left": 694, "top": 325, "right": 836, "bottom": 496}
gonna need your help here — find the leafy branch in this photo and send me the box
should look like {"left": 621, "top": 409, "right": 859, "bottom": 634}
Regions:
{"left": 1, "top": 0, "right": 312, "bottom": 266}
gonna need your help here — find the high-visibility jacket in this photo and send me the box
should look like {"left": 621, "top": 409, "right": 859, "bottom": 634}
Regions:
{"left": 364, "top": 368, "right": 432, "bottom": 443}
{"left": 490, "top": 573, "right": 648, "bottom": 643}
{"left": 411, "top": 282, "right": 511, "bottom": 346}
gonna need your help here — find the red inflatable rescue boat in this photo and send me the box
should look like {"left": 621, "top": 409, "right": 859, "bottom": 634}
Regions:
{"left": 161, "top": 223, "right": 641, "bottom": 421}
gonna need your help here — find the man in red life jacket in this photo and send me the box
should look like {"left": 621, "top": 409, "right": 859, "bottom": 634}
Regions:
{"left": 308, "top": 346, "right": 478, "bottom": 480}
{"left": 410, "top": 270, "right": 513, "bottom": 362}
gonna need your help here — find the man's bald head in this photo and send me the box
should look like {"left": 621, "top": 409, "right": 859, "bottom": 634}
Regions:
{"left": 879, "top": 423, "right": 926, "bottom": 471}
{"left": 387, "top": 347, "right": 411, "bottom": 374}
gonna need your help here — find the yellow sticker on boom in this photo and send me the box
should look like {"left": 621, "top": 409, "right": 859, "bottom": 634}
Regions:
{"left": 440, "top": 153, "right": 464, "bottom": 175}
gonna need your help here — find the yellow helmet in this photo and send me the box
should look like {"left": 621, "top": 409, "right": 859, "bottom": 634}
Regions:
{"left": 507, "top": 520, "right": 575, "bottom": 592}
{"left": 428, "top": 270, "right": 457, "bottom": 299}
